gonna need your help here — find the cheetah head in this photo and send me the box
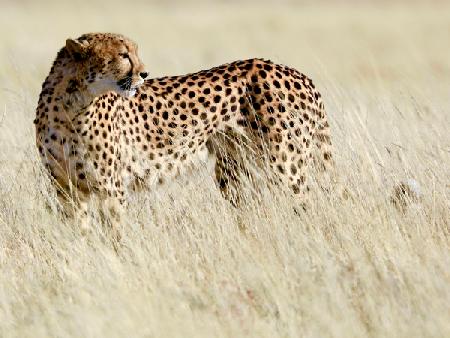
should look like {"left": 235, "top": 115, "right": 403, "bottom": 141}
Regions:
{"left": 65, "top": 33, "right": 148, "bottom": 98}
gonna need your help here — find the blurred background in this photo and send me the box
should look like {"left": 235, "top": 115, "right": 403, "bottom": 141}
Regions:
{"left": 1, "top": 0, "right": 449, "bottom": 93}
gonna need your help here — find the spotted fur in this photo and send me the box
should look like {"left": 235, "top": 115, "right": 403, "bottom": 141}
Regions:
{"left": 34, "top": 33, "right": 333, "bottom": 225}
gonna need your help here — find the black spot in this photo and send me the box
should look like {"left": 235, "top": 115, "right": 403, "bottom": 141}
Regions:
{"left": 291, "top": 184, "right": 300, "bottom": 194}
{"left": 263, "top": 64, "right": 273, "bottom": 71}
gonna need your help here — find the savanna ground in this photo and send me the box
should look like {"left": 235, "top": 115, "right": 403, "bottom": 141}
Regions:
{"left": 0, "top": 1, "right": 449, "bottom": 337}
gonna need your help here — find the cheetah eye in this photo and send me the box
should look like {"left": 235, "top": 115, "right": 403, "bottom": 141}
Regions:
{"left": 119, "top": 53, "right": 130, "bottom": 59}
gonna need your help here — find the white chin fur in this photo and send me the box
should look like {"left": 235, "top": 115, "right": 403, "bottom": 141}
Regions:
{"left": 126, "top": 89, "right": 137, "bottom": 98}
{"left": 117, "top": 88, "right": 137, "bottom": 98}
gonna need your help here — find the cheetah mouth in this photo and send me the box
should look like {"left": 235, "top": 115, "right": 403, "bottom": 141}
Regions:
{"left": 116, "top": 77, "right": 140, "bottom": 98}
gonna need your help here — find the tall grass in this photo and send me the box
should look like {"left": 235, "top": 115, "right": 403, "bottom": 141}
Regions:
{"left": 0, "top": 1, "right": 449, "bottom": 337}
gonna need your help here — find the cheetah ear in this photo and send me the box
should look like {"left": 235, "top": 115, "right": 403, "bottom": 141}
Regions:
{"left": 65, "top": 39, "right": 88, "bottom": 61}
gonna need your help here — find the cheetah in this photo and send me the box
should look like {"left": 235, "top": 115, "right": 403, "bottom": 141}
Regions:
{"left": 34, "top": 33, "right": 333, "bottom": 226}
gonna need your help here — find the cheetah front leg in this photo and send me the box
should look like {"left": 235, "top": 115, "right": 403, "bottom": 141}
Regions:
{"left": 95, "top": 196, "right": 123, "bottom": 247}
{"left": 55, "top": 187, "right": 91, "bottom": 233}
{"left": 94, "top": 173, "right": 126, "bottom": 245}
{"left": 54, "top": 178, "right": 125, "bottom": 245}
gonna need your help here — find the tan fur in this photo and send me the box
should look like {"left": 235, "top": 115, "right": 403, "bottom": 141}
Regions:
{"left": 34, "top": 33, "right": 333, "bottom": 227}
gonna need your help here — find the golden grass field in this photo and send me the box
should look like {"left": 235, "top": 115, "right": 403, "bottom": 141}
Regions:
{"left": 0, "top": 1, "right": 449, "bottom": 337}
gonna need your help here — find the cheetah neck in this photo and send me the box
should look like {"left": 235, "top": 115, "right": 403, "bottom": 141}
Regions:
{"left": 61, "top": 84, "right": 96, "bottom": 117}
{"left": 37, "top": 51, "right": 97, "bottom": 124}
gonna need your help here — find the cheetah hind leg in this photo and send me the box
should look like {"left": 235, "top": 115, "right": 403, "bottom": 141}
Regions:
{"left": 267, "top": 138, "right": 313, "bottom": 213}
{"left": 312, "top": 116, "right": 337, "bottom": 193}
{"left": 209, "top": 128, "right": 312, "bottom": 214}
{"left": 312, "top": 113, "right": 334, "bottom": 171}
{"left": 311, "top": 117, "right": 351, "bottom": 201}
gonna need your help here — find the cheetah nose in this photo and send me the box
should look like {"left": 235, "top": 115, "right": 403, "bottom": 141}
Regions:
{"left": 139, "top": 72, "right": 149, "bottom": 79}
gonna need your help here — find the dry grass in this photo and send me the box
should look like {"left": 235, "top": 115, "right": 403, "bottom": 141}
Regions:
{"left": 0, "top": 1, "right": 449, "bottom": 337}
